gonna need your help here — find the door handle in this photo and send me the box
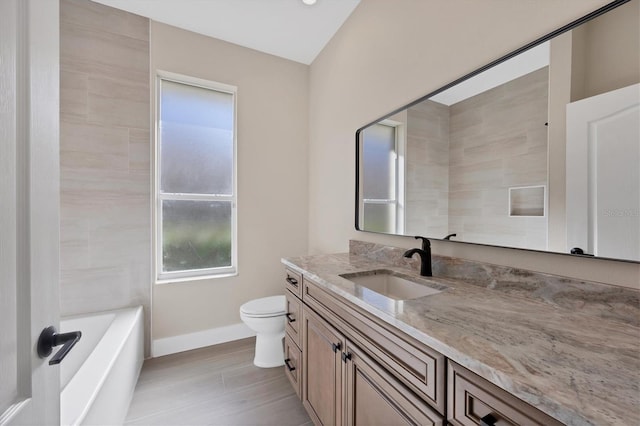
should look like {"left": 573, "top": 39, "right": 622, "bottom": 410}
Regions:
{"left": 37, "top": 326, "right": 82, "bottom": 365}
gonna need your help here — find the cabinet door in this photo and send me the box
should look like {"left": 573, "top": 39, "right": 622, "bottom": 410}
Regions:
{"left": 344, "top": 343, "right": 443, "bottom": 426}
{"left": 302, "top": 307, "right": 344, "bottom": 426}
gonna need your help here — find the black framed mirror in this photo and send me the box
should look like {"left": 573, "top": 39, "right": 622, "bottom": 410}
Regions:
{"left": 355, "top": 0, "right": 639, "bottom": 263}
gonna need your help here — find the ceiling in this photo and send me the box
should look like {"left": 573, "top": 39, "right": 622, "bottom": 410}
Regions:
{"left": 92, "top": 0, "right": 361, "bottom": 65}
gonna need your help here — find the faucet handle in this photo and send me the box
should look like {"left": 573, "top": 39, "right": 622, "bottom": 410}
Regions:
{"left": 414, "top": 236, "right": 431, "bottom": 251}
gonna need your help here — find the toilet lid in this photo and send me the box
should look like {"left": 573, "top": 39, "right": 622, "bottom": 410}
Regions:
{"left": 240, "top": 295, "right": 286, "bottom": 317}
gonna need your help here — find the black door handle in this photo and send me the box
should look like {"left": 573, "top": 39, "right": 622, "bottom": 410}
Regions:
{"left": 37, "top": 326, "right": 82, "bottom": 365}
{"left": 286, "top": 313, "right": 296, "bottom": 323}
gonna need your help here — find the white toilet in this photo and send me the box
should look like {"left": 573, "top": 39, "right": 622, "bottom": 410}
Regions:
{"left": 239, "top": 295, "right": 286, "bottom": 368}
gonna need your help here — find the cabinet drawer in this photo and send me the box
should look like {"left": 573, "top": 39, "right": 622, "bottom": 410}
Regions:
{"left": 284, "top": 268, "right": 302, "bottom": 299}
{"left": 447, "top": 361, "right": 563, "bottom": 426}
{"left": 284, "top": 334, "right": 302, "bottom": 399}
{"left": 285, "top": 290, "right": 302, "bottom": 347}
{"left": 304, "top": 278, "right": 445, "bottom": 415}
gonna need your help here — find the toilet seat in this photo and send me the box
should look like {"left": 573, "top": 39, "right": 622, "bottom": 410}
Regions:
{"left": 240, "top": 295, "right": 286, "bottom": 318}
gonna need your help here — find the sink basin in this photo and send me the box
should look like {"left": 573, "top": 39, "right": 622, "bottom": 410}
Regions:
{"left": 340, "top": 270, "right": 445, "bottom": 301}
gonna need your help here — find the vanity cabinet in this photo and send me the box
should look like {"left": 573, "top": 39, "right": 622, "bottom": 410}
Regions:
{"left": 285, "top": 266, "right": 561, "bottom": 426}
{"left": 301, "top": 301, "right": 442, "bottom": 426}
{"left": 284, "top": 268, "right": 304, "bottom": 399}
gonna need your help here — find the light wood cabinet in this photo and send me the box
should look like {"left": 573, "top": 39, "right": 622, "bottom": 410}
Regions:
{"left": 303, "top": 275, "right": 445, "bottom": 414}
{"left": 302, "top": 307, "right": 344, "bottom": 426}
{"left": 284, "top": 269, "right": 304, "bottom": 403}
{"left": 301, "top": 301, "right": 442, "bottom": 426}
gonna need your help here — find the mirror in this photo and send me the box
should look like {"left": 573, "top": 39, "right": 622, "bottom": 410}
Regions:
{"left": 356, "top": 0, "right": 640, "bottom": 262}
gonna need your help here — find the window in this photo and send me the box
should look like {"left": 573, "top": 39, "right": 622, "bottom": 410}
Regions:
{"left": 360, "top": 121, "right": 405, "bottom": 234}
{"left": 156, "top": 72, "right": 237, "bottom": 282}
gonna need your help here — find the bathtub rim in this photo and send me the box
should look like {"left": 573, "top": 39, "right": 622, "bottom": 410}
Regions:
{"left": 60, "top": 306, "right": 143, "bottom": 426}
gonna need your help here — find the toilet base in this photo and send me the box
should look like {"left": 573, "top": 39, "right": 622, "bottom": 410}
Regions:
{"left": 253, "top": 332, "right": 285, "bottom": 368}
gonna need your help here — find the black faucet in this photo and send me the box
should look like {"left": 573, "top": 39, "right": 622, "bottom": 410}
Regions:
{"left": 403, "top": 236, "right": 432, "bottom": 277}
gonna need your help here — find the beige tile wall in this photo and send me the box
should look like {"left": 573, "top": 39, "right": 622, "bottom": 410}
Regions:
{"left": 59, "top": 0, "right": 151, "bottom": 352}
{"left": 405, "top": 100, "right": 450, "bottom": 237}
{"left": 448, "top": 67, "right": 549, "bottom": 249}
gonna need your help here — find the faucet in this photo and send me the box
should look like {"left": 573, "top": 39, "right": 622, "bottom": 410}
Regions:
{"left": 403, "top": 236, "right": 432, "bottom": 277}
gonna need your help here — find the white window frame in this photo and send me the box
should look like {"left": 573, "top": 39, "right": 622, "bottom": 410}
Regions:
{"left": 359, "top": 119, "right": 406, "bottom": 234}
{"left": 154, "top": 70, "right": 238, "bottom": 283}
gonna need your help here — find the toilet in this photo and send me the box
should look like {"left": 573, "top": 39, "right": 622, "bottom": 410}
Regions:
{"left": 239, "top": 295, "right": 286, "bottom": 368}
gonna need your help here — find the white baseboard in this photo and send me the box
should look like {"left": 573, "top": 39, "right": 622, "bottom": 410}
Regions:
{"left": 152, "top": 322, "right": 255, "bottom": 357}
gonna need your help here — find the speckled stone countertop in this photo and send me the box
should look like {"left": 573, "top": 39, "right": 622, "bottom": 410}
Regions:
{"left": 282, "top": 251, "right": 640, "bottom": 426}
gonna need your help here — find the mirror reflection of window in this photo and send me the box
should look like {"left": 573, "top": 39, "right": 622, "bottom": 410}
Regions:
{"left": 361, "top": 122, "right": 403, "bottom": 233}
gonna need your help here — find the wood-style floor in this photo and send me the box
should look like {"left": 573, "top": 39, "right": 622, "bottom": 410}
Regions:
{"left": 125, "top": 338, "right": 311, "bottom": 426}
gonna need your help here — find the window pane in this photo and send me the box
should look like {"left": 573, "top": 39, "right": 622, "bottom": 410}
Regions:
{"left": 162, "top": 200, "right": 232, "bottom": 272}
{"left": 160, "top": 80, "right": 233, "bottom": 194}
{"left": 362, "top": 123, "right": 396, "bottom": 200}
{"left": 363, "top": 203, "right": 396, "bottom": 233}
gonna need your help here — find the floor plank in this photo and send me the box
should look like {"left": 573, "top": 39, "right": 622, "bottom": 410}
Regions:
{"left": 125, "top": 338, "right": 310, "bottom": 425}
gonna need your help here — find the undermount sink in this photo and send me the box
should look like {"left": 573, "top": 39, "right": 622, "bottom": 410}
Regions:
{"left": 340, "top": 270, "right": 446, "bottom": 301}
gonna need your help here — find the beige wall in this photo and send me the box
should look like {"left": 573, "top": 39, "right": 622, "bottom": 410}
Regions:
{"left": 151, "top": 22, "right": 309, "bottom": 340}
{"left": 308, "top": 0, "right": 640, "bottom": 289}
{"left": 574, "top": 0, "right": 640, "bottom": 100}
{"left": 59, "top": 0, "right": 151, "bottom": 353}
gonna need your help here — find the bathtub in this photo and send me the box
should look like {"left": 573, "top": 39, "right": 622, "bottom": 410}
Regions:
{"left": 59, "top": 306, "right": 144, "bottom": 426}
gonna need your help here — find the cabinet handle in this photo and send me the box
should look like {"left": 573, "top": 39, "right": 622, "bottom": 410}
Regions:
{"left": 286, "top": 313, "right": 296, "bottom": 323}
{"left": 284, "top": 358, "right": 296, "bottom": 372}
{"left": 332, "top": 342, "right": 341, "bottom": 353}
{"left": 480, "top": 414, "right": 497, "bottom": 426}
{"left": 286, "top": 276, "right": 299, "bottom": 287}
{"left": 341, "top": 351, "right": 352, "bottom": 363}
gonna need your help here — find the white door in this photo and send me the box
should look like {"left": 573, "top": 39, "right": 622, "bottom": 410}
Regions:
{"left": 566, "top": 83, "right": 640, "bottom": 261}
{"left": 0, "top": 0, "right": 60, "bottom": 424}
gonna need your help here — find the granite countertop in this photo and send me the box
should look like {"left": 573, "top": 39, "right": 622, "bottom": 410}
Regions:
{"left": 282, "top": 252, "right": 640, "bottom": 426}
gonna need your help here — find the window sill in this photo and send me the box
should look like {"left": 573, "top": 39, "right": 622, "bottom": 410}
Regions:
{"left": 155, "top": 271, "right": 238, "bottom": 285}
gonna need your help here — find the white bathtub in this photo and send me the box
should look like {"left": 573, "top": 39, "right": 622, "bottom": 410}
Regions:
{"left": 60, "top": 306, "right": 144, "bottom": 426}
